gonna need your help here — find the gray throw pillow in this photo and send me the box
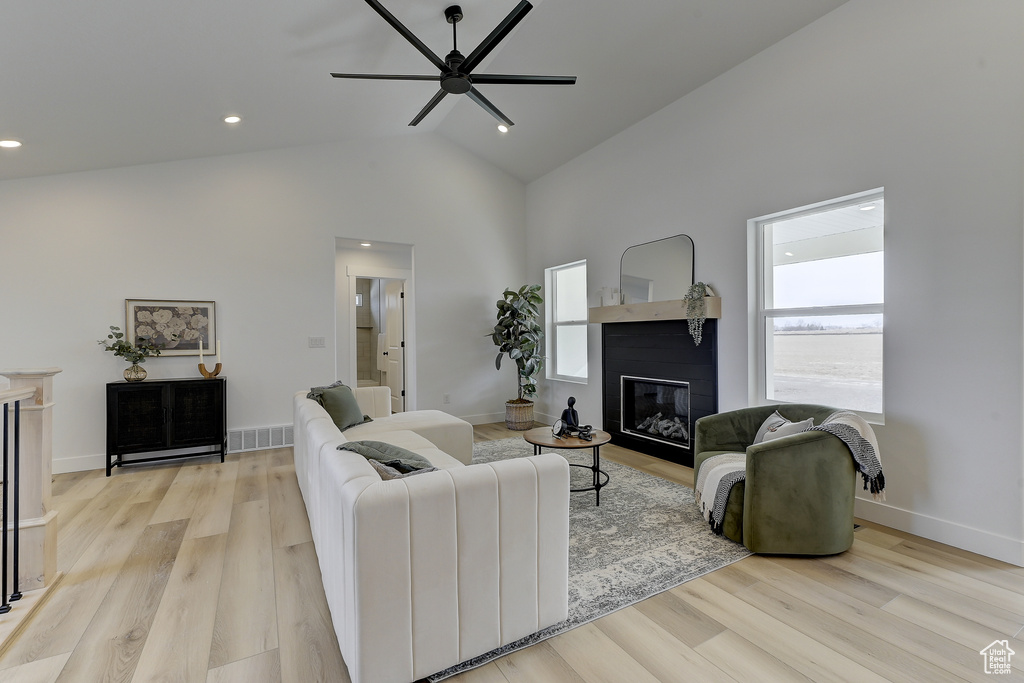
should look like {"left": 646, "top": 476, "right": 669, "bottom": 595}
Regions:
{"left": 307, "top": 380, "right": 347, "bottom": 404}
{"left": 338, "top": 440, "right": 435, "bottom": 473}
{"left": 318, "top": 384, "right": 373, "bottom": 432}
{"left": 367, "top": 458, "right": 437, "bottom": 480}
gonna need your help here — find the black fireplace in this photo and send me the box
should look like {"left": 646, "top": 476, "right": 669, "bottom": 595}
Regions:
{"left": 621, "top": 376, "right": 691, "bottom": 450}
{"left": 602, "top": 319, "right": 717, "bottom": 467}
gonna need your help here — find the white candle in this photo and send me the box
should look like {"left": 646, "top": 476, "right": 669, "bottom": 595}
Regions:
{"left": 216, "top": 340, "right": 222, "bottom": 364}
{"left": 199, "top": 339, "right": 204, "bottom": 363}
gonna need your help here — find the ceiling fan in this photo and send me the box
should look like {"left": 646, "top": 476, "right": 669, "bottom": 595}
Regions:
{"left": 331, "top": 0, "right": 577, "bottom": 127}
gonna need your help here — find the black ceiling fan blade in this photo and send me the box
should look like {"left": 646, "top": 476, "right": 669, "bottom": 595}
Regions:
{"left": 331, "top": 73, "right": 440, "bottom": 81}
{"left": 459, "top": 0, "right": 532, "bottom": 75}
{"left": 471, "top": 74, "right": 577, "bottom": 85}
{"left": 467, "top": 87, "right": 513, "bottom": 127}
{"left": 364, "top": 0, "right": 448, "bottom": 73}
{"left": 409, "top": 89, "right": 448, "bottom": 126}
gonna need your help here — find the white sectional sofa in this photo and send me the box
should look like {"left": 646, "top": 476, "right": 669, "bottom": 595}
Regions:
{"left": 293, "top": 386, "right": 570, "bottom": 683}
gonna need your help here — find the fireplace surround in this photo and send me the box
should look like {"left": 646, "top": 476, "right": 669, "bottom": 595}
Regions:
{"left": 620, "top": 376, "right": 691, "bottom": 450}
{"left": 601, "top": 319, "right": 717, "bottom": 467}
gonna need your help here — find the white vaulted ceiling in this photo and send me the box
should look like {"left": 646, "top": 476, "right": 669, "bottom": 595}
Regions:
{"left": 0, "top": 0, "right": 848, "bottom": 183}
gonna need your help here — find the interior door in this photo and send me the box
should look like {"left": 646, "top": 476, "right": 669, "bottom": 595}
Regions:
{"left": 384, "top": 279, "right": 405, "bottom": 413}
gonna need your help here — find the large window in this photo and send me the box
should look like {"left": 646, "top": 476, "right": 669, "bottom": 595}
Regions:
{"left": 751, "top": 190, "right": 884, "bottom": 419}
{"left": 545, "top": 260, "right": 588, "bottom": 382}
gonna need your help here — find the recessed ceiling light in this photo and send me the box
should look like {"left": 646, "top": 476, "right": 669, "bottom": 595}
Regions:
{"left": 0, "top": 140, "right": 23, "bottom": 148}
{"left": 860, "top": 204, "right": 876, "bottom": 211}
{"left": 785, "top": 252, "right": 794, "bottom": 257}
{"left": 497, "top": 124, "right": 509, "bottom": 134}
{"left": 223, "top": 115, "right": 241, "bottom": 124}
{"left": 360, "top": 242, "right": 372, "bottom": 247}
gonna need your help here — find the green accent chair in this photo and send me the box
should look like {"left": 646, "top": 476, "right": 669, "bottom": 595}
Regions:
{"left": 693, "top": 404, "right": 856, "bottom": 555}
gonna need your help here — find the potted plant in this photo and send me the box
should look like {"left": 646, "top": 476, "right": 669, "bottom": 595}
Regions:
{"left": 684, "top": 282, "right": 713, "bottom": 345}
{"left": 490, "top": 285, "right": 544, "bottom": 430}
{"left": 98, "top": 325, "right": 170, "bottom": 381}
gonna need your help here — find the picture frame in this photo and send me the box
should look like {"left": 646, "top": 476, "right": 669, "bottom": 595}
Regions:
{"left": 125, "top": 299, "right": 216, "bottom": 357}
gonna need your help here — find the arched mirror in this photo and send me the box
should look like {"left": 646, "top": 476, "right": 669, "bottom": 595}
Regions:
{"left": 620, "top": 234, "right": 695, "bottom": 304}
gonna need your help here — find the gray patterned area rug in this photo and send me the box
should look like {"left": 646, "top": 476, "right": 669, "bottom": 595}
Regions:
{"left": 428, "top": 438, "right": 751, "bottom": 681}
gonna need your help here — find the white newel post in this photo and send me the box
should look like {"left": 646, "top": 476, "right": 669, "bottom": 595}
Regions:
{"left": 1, "top": 368, "right": 60, "bottom": 593}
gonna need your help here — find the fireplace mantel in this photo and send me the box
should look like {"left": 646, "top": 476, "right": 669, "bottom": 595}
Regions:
{"left": 589, "top": 296, "right": 721, "bottom": 324}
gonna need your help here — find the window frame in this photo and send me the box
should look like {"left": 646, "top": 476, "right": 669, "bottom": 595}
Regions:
{"left": 545, "top": 259, "right": 589, "bottom": 384}
{"left": 748, "top": 188, "right": 884, "bottom": 423}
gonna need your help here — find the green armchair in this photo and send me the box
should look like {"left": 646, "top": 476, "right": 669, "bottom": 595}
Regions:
{"left": 693, "top": 404, "right": 856, "bottom": 555}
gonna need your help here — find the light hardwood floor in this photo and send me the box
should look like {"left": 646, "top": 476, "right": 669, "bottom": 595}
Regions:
{"left": 1, "top": 424, "right": 1021, "bottom": 682}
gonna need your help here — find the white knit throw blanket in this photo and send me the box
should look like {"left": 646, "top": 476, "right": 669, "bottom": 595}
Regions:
{"left": 697, "top": 410, "right": 886, "bottom": 535}
{"left": 695, "top": 452, "right": 745, "bottom": 534}
{"left": 808, "top": 410, "right": 885, "bottom": 500}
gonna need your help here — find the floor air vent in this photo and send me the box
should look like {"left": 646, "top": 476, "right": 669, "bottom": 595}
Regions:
{"left": 227, "top": 424, "right": 295, "bottom": 453}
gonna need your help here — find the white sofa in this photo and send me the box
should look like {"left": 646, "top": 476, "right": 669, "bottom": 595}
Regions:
{"left": 292, "top": 386, "right": 570, "bottom": 683}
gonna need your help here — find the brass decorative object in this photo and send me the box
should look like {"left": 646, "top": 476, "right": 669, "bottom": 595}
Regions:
{"left": 198, "top": 362, "right": 222, "bottom": 379}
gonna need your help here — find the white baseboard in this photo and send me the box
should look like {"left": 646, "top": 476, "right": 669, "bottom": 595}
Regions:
{"left": 53, "top": 446, "right": 229, "bottom": 475}
{"left": 459, "top": 412, "right": 506, "bottom": 425}
{"left": 855, "top": 498, "right": 1024, "bottom": 567}
{"left": 535, "top": 412, "right": 558, "bottom": 426}
{"left": 53, "top": 453, "right": 106, "bottom": 474}
{"left": 458, "top": 411, "right": 560, "bottom": 427}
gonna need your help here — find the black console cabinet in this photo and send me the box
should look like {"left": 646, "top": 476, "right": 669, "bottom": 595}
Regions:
{"left": 106, "top": 378, "right": 226, "bottom": 476}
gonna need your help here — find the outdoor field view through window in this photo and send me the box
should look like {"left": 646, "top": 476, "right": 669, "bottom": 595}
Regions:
{"left": 763, "top": 194, "right": 884, "bottom": 415}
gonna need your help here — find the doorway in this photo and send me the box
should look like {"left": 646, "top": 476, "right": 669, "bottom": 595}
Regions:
{"left": 355, "top": 277, "right": 384, "bottom": 388}
{"left": 354, "top": 277, "right": 406, "bottom": 413}
{"left": 335, "top": 239, "right": 414, "bottom": 413}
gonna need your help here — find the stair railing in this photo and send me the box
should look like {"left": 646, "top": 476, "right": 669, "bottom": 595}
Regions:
{"left": 0, "top": 386, "right": 34, "bottom": 613}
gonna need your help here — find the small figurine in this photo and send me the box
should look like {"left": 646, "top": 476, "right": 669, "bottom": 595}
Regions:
{"left": 560, "top": 396, "right": 580, "bottom": 429}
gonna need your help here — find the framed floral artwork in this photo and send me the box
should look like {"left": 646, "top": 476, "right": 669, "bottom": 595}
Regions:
{"left": 125, "top": 299, "right": 216, "bottom": 357}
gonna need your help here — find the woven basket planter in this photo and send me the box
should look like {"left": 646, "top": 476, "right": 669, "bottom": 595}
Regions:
{"left": 505, "top": 401, "right": 535, "bottom": 431}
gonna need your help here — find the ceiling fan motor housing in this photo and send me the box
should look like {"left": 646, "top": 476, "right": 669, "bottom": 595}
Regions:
{"left": 442, "top": 47, "right": 470, "bottom": 93}
{"left": 444, "top": 6, "right": 463, "bottom": 24}
{"left": 441, "top": 73, "right": 472, "bottom": 94}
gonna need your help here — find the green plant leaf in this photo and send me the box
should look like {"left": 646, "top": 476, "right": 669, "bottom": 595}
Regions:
{"left": 491, "top": 284, "right": 545, "bottom": 394}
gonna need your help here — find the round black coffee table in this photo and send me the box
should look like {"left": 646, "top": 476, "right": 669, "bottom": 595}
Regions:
{"left": 523, "top": 427, "right": 612, "bottom": 506}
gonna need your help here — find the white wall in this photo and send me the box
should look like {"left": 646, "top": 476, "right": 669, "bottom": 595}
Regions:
{"left": 0, "top": 133, "right": 526, "bottom": 472}
{"left": 526, "top": 0, "right": 1024, "bottom": 564}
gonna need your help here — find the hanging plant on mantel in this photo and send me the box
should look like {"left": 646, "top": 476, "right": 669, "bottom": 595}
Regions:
{"left": 684, "top": 282, "right": 713, "bottom": 346}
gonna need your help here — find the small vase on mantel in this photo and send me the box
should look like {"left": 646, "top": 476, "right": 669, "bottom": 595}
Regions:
{"left": 123, "top": 363, "right": 147, "bottom": 382}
